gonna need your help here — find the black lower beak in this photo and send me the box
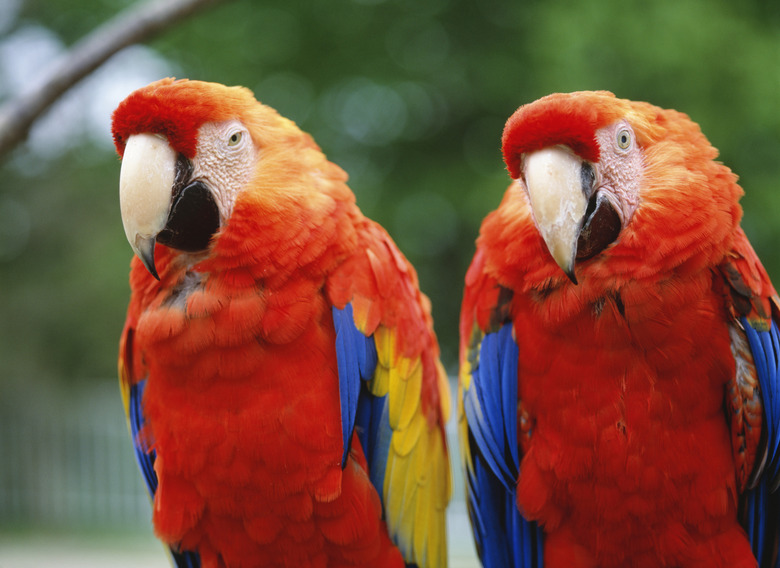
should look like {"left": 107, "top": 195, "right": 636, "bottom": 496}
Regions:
{"left": 140, "top": 178, "right": 220, "bottom": 280}
{"left": 576, "top": 192, "right": 621, "bottom": 262}
{"left": 156, "top": 179, "right": 220, "bottom": 253}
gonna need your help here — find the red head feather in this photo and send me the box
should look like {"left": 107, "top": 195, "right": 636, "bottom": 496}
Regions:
{"left": 501, "top": 91, "right": 630, "bottom": 178}
{"left": 111, "top": 78, "right": 256, "bottom": 159}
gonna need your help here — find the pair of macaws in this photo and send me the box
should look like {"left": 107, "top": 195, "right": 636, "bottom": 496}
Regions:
{"left": 112, "top": 79, "right": 780, "bottom": 568}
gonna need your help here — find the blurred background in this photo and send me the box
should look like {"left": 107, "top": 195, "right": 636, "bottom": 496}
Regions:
{"left": 0, "top": 0, "right": 778, "bottom": 565}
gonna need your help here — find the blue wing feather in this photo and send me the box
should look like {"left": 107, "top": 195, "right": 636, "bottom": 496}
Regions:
{"left": 764, "top": 323, "right": 780, "bottom": 478}
{"left": 500, "top": 326, "right": 520, "bottom": 474}
{"left": 480, "top": 332, "right": 505, "bottom": 460}
{"left": 128, "top": 379, "right": 201, "bottom": 568}
{"left": 334, "top": 304, "right": 365, "bottom": 468}
{"left": 464, "top": 382, "right": 515, "bottom": 488}
{"left": 332, "top": 304, "right": 389, "bottom": 496}
{"left": 129, "top": 380, "right": 157, "bottom": 496}
{"left": 463, "top": 322, "right": 543, "bottom": 567}
{"left": 740, "top": 316, "right": 780, "bottom": 567}
{"left": 170, "top": 550, "right": 202, "bottom": 568}
{"left": 355, "top": 382, "right": 391, "bottom": 508}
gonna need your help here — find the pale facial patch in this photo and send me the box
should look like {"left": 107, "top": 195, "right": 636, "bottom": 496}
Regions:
{"left": 192, "top": 120, "right": 260, "bottom": 222}
{"left": 594, "top": 121, "right": 643, "bottom": 227}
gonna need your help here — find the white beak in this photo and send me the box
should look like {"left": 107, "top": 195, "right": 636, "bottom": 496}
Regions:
{"left": 119, "top": 134, "right": 176, "bottom": 278}
{"left": 523, "top": 146, "right": 589, "bottom": 282}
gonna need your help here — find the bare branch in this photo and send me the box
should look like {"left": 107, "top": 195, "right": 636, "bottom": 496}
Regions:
{"left": 0, "top": 0, "right": 229, "bottom": 161}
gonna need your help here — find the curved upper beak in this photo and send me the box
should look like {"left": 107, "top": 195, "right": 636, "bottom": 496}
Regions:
{"left": 119, "top": 134, "right": 176, "bottom": 280}
{"left": 523, "top": 146, "right": 591, "bottom": 284}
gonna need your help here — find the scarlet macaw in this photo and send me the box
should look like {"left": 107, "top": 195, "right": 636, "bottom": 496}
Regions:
{"left": 459, "top": 91, "right": 780, "bottom": 567}
{"left": 112, "top": 78, "right": 450, "bottom": 568}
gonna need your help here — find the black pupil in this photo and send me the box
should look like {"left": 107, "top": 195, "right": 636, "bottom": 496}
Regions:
{"left": 231, "top": 133, "right": 239, "bottom": 143}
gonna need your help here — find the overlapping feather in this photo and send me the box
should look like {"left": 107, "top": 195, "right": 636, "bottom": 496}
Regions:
{"left": 459, "top": 322, "right": 542, "bottom": 568}
{"left": 333, "top": 303, "right": 450, "bottom": 568}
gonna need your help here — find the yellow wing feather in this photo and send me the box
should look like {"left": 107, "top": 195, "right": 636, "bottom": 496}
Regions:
{"left": 118, "top": 324, "right": 134, "bottom": 432}
{"left": 118, "top": 356, "right": 132, "bottom": 427}
{"left": 389, "top": 359, "right": 423, "bottom": 430}
{"left": 457, "top": 326, "right": 481, "bottom": 495}
{"left": 369, "top": 323, "right": 451, "bottom": 568}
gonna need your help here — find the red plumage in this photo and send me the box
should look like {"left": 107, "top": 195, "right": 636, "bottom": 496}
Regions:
{"left": 501, "top": 91, "right": 624, "bottom": 177}
{"left": 112, "top": 78, "right": 241, "bottom": 158}
{"left": 461, "top": 91, "right": 778, "bottom": 567}
{"left": 115, "top": 79, "right": 449, "bottom": 568}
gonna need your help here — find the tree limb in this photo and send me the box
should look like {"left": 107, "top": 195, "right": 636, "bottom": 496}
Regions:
{"left": 0, "top": 0, "right": 228, "bottom": 161}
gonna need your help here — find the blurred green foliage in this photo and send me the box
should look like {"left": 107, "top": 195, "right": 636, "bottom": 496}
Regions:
{"left": 0, "top": 0, "right": 778, "bottom": 382}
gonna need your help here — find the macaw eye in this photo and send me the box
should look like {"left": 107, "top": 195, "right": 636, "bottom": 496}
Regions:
{"left": 228, "top": 131, "right": 243, "bottom": 147}
{"left": 616, "top": 128, "right": 631, "bottom": 150}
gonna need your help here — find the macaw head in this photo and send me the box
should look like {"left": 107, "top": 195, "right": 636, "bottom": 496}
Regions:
{"left": 500, "top": 91, "right": 742, "bottom": 284}
{"left": 112, "top": 78, "right": 345, "bottom": 280}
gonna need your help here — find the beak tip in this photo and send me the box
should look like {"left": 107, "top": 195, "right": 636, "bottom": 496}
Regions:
{"left": 145, "top": 261, "right": 160, "bottom": 281}
{"left": 550, "top": 249, "right": 579, "bottom": 285}
{"left": 133, "top": 235, "right": 160, "bottom": 280}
